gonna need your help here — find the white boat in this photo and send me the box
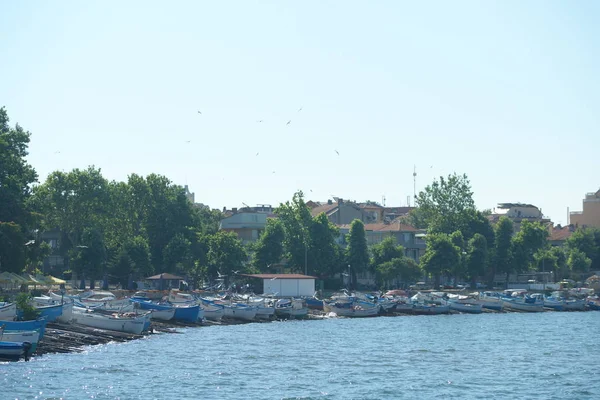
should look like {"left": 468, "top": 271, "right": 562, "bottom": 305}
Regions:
{"left": 0, "top": 302, "right": 16, "bottom": 321}
{"left": 323, "top": 300, "right": 379, "bottom": 317}
{"left": 149, "top": 308, "right": 176, "bottom": 321}
{"left": 221, "top": 303, "right": 257, "bottom": 321}
{"left": 394, "top": 302, "right": 414, "bottom": 313}
{"left": 245, "top": 297, "right": 276, "bottom": 320}
{"left": 72, "top": 308, "right": 146, "bottom": 334}
{"left": 0, "top": 330, "right": 40, "bottom": 352}
{"left": 563, "top": 299, "right": 586, "bottom": 311}
{"left": 200, "top": 303, "right": 224, "bottom": 321}
{"left": 448, "top": 301, "right": 483, "bottom": 314}
{"left": 57, "top": 301, "right": 74, "bottom": 323}
{"left": 502, "top": 299, "right": 544, "bottom": 312}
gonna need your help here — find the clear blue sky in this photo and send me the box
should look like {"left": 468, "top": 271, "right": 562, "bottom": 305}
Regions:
{"left": 1, "top": 1, "right": 599, "bottom": 225}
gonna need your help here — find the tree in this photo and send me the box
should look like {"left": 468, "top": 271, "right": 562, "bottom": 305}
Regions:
{"left": 276, "top": 191, "right": 313, "bottom": 273}
{"left": 376, "top": 256, "right": 421, "bottom": 289}
{"left": 309, "top": 213, "right": 341, "bottom": 276}
{"left": 550, "top": 246, "right": 569, "bottom": 281}
{"left": 252, "top": 219, "right": 285, "bottom": 272}
{"left": 465, "top": 233, "right": 488, "bottom": 288}
{"left": 412, "top": 173, "right": 476, "bottom": 234}
{"left": 371, "top": 237, "right": 404, "bottom": 270}
{"left": 206, "top": 231, "right": 248, "bottom": 284}
{"left": 0, "top": 107, "right": 38, "bottom": 272}
{"left": 163, "top": 233, "right": 192, "bottom": 274}
{"left": 534, "top": 247, "right": 558, "bottom": 278}
{"left": 345, "top": 219, "right": 369, "bottom": 288}
{"left": 492, "top": 217, "right": 514, "bottom": 287}
{"left": 450, "top": 230, "right": 466, "bottom": 283}
{"left": 420, "top": 233, "right": 460, "bottom": 289}
{"left": 566, "top": 227, "right": 600, "bottom": 271}
{"left": 70, "top": 228, "right": 107, "bottom": 288}
{"left": 567, "top": 249, "right": 592, "bottom": 275}
{"left": 511, "top": 221, "right": 548, "bottom": 274}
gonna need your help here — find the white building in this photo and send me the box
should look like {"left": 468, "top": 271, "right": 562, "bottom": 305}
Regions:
{"left": 244, "top": 274, "right": 316, "bottom": 297}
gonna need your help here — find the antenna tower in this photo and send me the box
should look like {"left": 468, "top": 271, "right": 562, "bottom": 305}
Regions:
{"left": 413, "top": 165, "right": 417, "bottom": 206}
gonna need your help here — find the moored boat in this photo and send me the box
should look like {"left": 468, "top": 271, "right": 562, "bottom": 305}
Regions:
{"left": 502, "top": 299, "right": 544, "bottom": 313}
{"left": 412, "top": 304, "right": 451, "bottom": 315}
{"left": 0, "top": 302, "right": 17, "bottom": 321}
{"left": 0, "top": 340, "right": 32, "bottom": 361}
{"left": 323, "top": 299, "right": 379, "bottom": 318}
{"left": 448, "top": 301, "right": 483, "bottom": 314}
{"left": 0, "top": 329, "right": 40, "bottom": 353}
{"left": 0, "top": 319, "right": 47, "bottom": 340}
{"left": 72, "top": 308, "right": 147, "bottom": 334}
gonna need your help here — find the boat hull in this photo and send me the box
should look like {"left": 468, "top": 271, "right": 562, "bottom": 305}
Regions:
{"left": 1, "top": 330, "right": 40, "bottom": 353}
{"left": 502, "top": 300, "right": 544, "bottom": 313}
{"left": 1, "top": 319, "right": 47, "bottom": 340}
{"left": 0, "top": 341, "right": 30, "bottom": 361}
{"left": 72, "top": 310, "right": 146, "bottom": 334}
{"left": 0, "top": 303, "right": 17, "bottom": 321}
{"left": 223, "top": 305, "right": 257, "bottom": 321}
{"left": 412, "top": 305, "right": 451, "bottom": 315}
{"left": 448, "top": 302, "right": 483, "bottom": 314}
{"left": 150, "top": 308, "right": 176, "bottom": 321}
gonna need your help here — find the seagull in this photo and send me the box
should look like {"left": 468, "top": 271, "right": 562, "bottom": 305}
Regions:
{"left": 272, "top": 171, "right": 276, "bottom": 174}
{"left": 286, "top": 120, "right": 291, "bottom": 125}
{"left": 335, "top": 150, "right": 339, "bottom": 155}
{"left": 257, "top": 120, "right": 263, "bottom": 123}
{"left": 310, "top": 189, "right": 313, "bottom": 192}
{"left": 233, "top": 270, "right": 240, "bottom": 275}
{"left": 54, "top": 151, "right": 61, "bottom": 154}
{"left": 185, "top": 140, "right": 191, "bottom": 143}
{"left": 297, "top": 107, "right": 303, "bottom": 112}
{"left": 217, "top": 271, "right": 226, "bottom": 278}
{"left": 76, "top": 245, "right": 88, "bottom": 248}
{"left": 270, "top": 277, "right": 278, "bottom": 281}
{"left": 430, "top": 165, "right": 433, "bottom": 168}
{"left": 197, "top": 111, "right": 202, "bottom": 114}
{"left": 342, "top": 272, "right": 349, "bottom": 277}
{"left": 256, "top": 152, "right": 259, "bottom": 156}
{"left": 24, "top": 240, "right": 35, "bottom": 246}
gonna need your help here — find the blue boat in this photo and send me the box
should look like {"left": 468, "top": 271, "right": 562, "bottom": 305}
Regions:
{"left": 131, "top": 299, "right": 199, "bottom": 322}
{"left": 304, "top": 297, "right": 324, "bottom": 310}
{"left": 1, "top": 319, "right": 48, "bottom": 340}
{"left": 0, "top": 341, "right": 32, "bottom": 361}
{"left": 172, "top": 304, "right": 200, "bottom": 322}
{"left": 36, "top": 303, "right": 65, "bottom": 322}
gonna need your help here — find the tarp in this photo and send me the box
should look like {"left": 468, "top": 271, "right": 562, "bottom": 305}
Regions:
{"left": 46, "top": 275, "right": 66, "bottom": 284}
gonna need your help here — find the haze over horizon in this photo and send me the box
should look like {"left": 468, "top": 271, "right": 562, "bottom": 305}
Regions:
{"left": 2, "top": 1, "right": 599, "bottom": 225}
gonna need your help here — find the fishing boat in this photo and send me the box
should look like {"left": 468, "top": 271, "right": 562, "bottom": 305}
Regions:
{"left": 72, "top": 308, "right": 147, "bottom": 334}
{"left": 394, "top": 302, "right": 414, "bottom": 313}
{"left": 34, "top": 303, "right": 64, "bottom": 323}
{"left": 412, "top": 303, "right": 451, "bottom": 315}
{"left": 562, "top": 299, "right": 586, "bottom": 311}
{"left": 274, "top": 299, "right": 309, "bottom": 319}
{"left": 0, "top": 319, "right": 47, "bottom": 340}
{"left": 323, "top": 299, "right": 379, "bottom": 317}
{"left": 0, "top": 341, "right": 32, "bottom": 361}
{"left": 447, "top": 300, "right": 483, "bottom": 314}
{"left": 171, "top": 303, "right": 203, "bottom": 322}
{"left": 0, "top": 302, "right": 17, "bottom": 321}
{"left": 200, "top": 303, "right": 225, "bottom": 321}
{"left": 304, "top": 297, "right": 324, "bottom": 310}
{"left": 244, "top": 296, "right": 275, "bottom": 320}
{"left": 222, "top": 303, "right": 257, "bottom": 321}
{"left": 542, "top": 297, "right": 565, "bottom": 311}
{"left": 0, "top": 329, "right": 40, "bottom": 353}
{"left": 149, "top": 308, "right": 176, "bottom": 321}
{"left": 502, "top": 298, "right": 544, "bottom": 312}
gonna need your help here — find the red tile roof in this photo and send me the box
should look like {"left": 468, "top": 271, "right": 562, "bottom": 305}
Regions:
{"left": 310, "top": 203, "right": 338, "bottom": 217}
{"left": 240, "top": 274, "right": 318, "bottom": 280}
{"left": 550, "top": 226, "right": 574, "bottom": 242}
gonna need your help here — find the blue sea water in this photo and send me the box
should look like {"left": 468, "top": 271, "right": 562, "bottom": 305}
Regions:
{"left": 1, "top": 312, "right": 599, "bottom": 399}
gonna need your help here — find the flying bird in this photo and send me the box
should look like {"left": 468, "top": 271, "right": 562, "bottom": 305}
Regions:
{"left": 76, "top": 245, "right": 88, "bottom": 249}
{"left": 233, "top": 270, "right": 240, "bottom": 275}
{"left": 335, "top": 150, "right": 339, "bottom": 155}
{"left": 286, "top": 120, "right": 291, "bottom": 125}
{"left": 217, "top": 271, "right": 226, "bottom": 278}
{"left": 54, "top": 151, "right": 61, "bottom": 154}
{"left": 197, "top": 111, "right": 202, "bottom": 114}
{"left": 256, "top": 152, "right": 259, "bottom": 156}
{"left": 270, "top": 277, "right": 278, "bottom": 281}
{"left": 272, "top": 171, "right": 276, "bottom": 174}
{"left": 257, "top": 120, "right": 263, "bottom": 123}
{"left": 24, "top": 240, "right": 35, "bottom": 246}
{"left": 297, "top": 107, "right": 303, "bottom": 112}
{"left": 185, "top": 140, "right": 191, "bottom": 143}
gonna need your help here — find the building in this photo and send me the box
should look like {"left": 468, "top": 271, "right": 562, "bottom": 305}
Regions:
{"left": 309, "top": 198, "right": 366, "bottom": 225}
{"left": 548, "top": 225, "right": 575, "bottom": 247}
{"left": 570, "top": 189, "right": 600, "bottom": 228}
{"left": 488, "top": 203, "right": 551, "bottom": 231}
{"left": 219, "top": 205, "right": 276, "bottom": 244}
{"left": 145, "top": 273, "right": 185, "bottom": 290}
{"left": 241, "top": 273, "right": 316, "bottom": 297}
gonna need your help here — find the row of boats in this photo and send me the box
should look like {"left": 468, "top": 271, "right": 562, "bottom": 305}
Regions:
{"left": 2, "top": 288, "right": 598, "bottom": 361}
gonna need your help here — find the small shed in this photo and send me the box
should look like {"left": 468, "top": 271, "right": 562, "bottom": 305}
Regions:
{"left": 145, "top": 273, "right": 185, "bottom": 290}
{"left": 242, "top": 274, "right": 317, "bottom": 297}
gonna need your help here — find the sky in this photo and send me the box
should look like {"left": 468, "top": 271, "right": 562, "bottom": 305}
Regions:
{"left": 1, "top": 1, "right": 599, "bottom": 225}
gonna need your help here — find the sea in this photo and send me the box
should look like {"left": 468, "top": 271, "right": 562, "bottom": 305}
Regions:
{"left": 1, "top": 312, "right": 599, "bottom": 400}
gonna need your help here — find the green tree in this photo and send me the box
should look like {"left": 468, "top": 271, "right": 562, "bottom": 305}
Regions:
{"left": 70, "top": 228, "right": 107, "bottom": 288}
{"left": 309, "top": 213, "right": 341, "bottom": 276}
{"left": 534, "top": 247, "right": 558, "bottom": 279}
{"left": 450, "top": 230, "right": 466, "bottom": 284}
{"left": 163, "top": 233, "right": 192, "bottom": 274}
{"left": 465, "top": 233, "right": 489, "bottom": 288}
{"left": 376, "top": 256, "right": 421, "bottom": 288}
{"left": 371, "top": 237, "right": 404, "bottom": 270}
{"left": 567, "top": 249, "right": 592, "bottom": 275}
{"left": 492, "top": 216, "right": 514, "bottom": 287}
{"left": 412, "top": 173, "right": 476, "bottom": 234}
{"left": 420, "top": 233, "right": 460, "bottom": 289}
{"left": 511, "top": 221, "right": 548, "bottom": 275}
{"left": 0, "top": 107, "right": 38, "bottom": 272}
{"left": 206, "top": 231, "right": 248, "bottom": 284}
{"left": 550, "top": 246, "right": 569, "bottom": 281}
{"left": 276, "top": 191, "right": 313, "bottom": 273}
{"left": 566, "top": 227, "right": 600, "bottom": 271}
{"left": 345, "top": 219, "right": 369, "bottom": 288}
{"left": 252, "top": 219, "right": 285, "bottom": 272}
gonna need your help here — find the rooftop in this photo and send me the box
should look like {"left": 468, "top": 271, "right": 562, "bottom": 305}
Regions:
{"left": 240, "top": 273, "right": 318, "bottom": 280}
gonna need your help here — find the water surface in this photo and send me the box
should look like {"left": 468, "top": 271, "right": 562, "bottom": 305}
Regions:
{"left": 2, "top": 312, "right": 599, "bottom": 399}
